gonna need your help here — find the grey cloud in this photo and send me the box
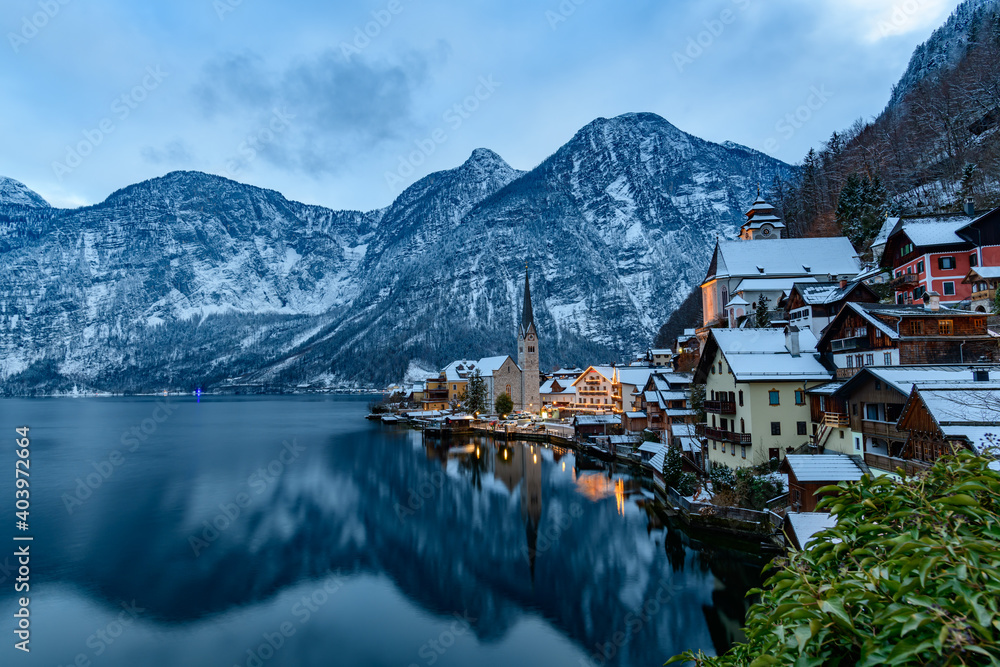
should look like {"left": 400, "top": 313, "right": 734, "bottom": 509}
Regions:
{"left": 140, "top": 139, "right": 195, "bottom": 165}
{"left": 193, "top": 47, "right": 440, "bottom": 175}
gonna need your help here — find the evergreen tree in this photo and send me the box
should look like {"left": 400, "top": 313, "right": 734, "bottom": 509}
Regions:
{"left": 836, "top": 172, "right": 888, "bottom": 249}
{"left": 752, "top": 295, "right": 772, "bottom": 328}
{"left": 464, "top": 370, "right": 488, "bottom": 414}
{"left": 495, "top": 392, "right": 514, "bottom": 416}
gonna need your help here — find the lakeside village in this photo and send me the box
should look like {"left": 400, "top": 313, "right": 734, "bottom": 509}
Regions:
{"left": 374, "top": 193, "right": 1000, "bottom": 549}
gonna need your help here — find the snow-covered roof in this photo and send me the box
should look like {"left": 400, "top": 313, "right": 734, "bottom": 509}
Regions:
{"left": 677, "top": 436, "right": 699, "bottom": 452}
{"left": 638, "top": 441, "right": 664, "bottom": 454}
{"left": 917, "top": 388, "right": 1000, "bottom": 424}
{"left": 783, "top": 454, "right": 866, "bottom": 482}
{"left": 625, "top": 411, "right": 647, "bottom": 418}
{"left": 476, "top": 355, "right": 513, "bottom": 377}
{"left": 967, "top": 267, "right": 1000, "bottom": 280}
{"left": 709, "top": 328, "right": 831, "bottom": 382}
{"left": 572, "top": 366, "right": 615, "bottom": 385}
{"left": 871, "top": 216, "right": 899, "bottom": 250}
{"left": 894, "top": 215, "right": 973, "bottom": 248}
{"left": 806, "top": 381, "right": 845, "bottom": 396}
{"left": 786, "top": 512, "right": 838, "bottom": 550}
{"left": 443, "top": 359, "right": 480, "bottom": 382}
{"left": 862, "top": 367, "right": 1000, "bottom": 396}
{"left": 617, "top": 368, "right": 654, "bottom": 387}
{"left": 726, "top": 295, "right": 750, "bottom": 307}
{"left": 836, "top": 302, "right": 979, "bottom": 343}
{"left": 711, "top": 237, "right": 861, "bottom": 280}
{"left": 609, "top": 435, "right": 641, "bottom": 445}
{"left": 649, "top": 348, "right": 672, "bottom": 355}
{"left": 575, "top": 415, "right": 620, "bottom": 425}
{"left": 793, "top": 281, "right": 861, "bottom": 305}
{"left": 735, "top": 277, "right": 818, "bottom": 294}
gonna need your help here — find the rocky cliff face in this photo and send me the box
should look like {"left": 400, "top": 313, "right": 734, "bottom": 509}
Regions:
{"left": 0, "top": 113, "right": 794, "bottom": 392}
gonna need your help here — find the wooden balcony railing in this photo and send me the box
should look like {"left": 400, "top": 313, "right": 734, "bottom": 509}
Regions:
{"left": 861, "top": 420, "right": 906, "bottom": 440}
{"left": 864, "top": 452, "right": 931, "bottom": 477}
{"left": 823, "top": 412, "right": 850, "bottom": 427}
{"left": 704, "top": 400, "right": 736, "bottom": 415}
{"left": 705, "top": 427, "right": 751, "bottom": 444}
{"left": 890, "top": 273, "right": 919, "bottom": 287}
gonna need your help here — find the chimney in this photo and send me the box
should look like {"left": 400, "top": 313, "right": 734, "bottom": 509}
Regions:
{"left": 785, "top": 325, "right": 801, "bottom": 357}
{"left": 965, "top": 197, "right": 975, "bottom": 217}
{"left": 973, "top": 369, "right": 990, "bottom": 382}
{"left": 923, "top": 290, "right": 941, "bottom": 312}
{"left": 839, "top": 279, "right": 848, "bottom": 289}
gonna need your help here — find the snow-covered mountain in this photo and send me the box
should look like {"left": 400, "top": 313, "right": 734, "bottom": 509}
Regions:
{"left": 0, "top": 176, "right": 49, "bottom": 208}
{"left": 0, "top": 113, "right": 793, "bottom": 393}
{"left": 886, "top": 0, "right": 1000, "bottom": 110}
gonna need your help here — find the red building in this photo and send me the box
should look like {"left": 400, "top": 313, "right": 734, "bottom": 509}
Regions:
{"left": 882, "top": 206, "right": 1000, "bottom": 308}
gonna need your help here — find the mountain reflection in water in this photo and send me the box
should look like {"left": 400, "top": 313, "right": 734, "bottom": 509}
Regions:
{"left": 0, "top": 396, "right": 766, "bottom": 666}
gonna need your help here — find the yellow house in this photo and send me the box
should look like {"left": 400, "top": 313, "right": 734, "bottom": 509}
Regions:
{"left": 571, "top": 366, "right": 616, "bottom": 413}
{"left": 693, "top": 327, "right": 834, "bottom": 469}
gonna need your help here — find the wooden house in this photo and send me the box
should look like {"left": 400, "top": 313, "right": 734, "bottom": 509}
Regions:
{"left": 780, "top": 454, "right": 867, "bottom": 512}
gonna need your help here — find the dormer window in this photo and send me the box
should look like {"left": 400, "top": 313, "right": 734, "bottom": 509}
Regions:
{"left": 756, "top": 266, "right": 765, "bottom": 274}
{"left": 802, "top": 265, "right": 811, "bottom": 272}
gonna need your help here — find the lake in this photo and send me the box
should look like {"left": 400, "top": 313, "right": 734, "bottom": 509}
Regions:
{"left": 0, "top": 396, "right": 765, "bottom": 666}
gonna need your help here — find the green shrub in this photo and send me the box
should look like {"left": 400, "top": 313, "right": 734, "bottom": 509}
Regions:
{"left": 669, "top": 451, "right": 1000, "bottom": 666}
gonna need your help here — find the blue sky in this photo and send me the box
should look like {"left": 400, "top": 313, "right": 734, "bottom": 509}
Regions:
{"left": 1, "top": 0, "right": 961, "bottom": 211}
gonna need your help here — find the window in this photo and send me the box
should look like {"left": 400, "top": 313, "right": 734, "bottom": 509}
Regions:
{"left": 740, "top": 418, "right": 745, "bottom": 433}
{"left": 970, "top": 253, "right": 979, "bottom": 267}
{"left": 938, "top": 319, "right": 953, "bottom": 335}
{"left": 914, "top": 285, "right": 925, "bottom": 300}
{"left": 839, "top": 430, "right": 845, "bottom": 439}
{"left": 721, "top": 442, "right": 726, "bottom": 453}
{"left": 797, "top": 421, "right": 807, "bottom": 436}
{"left": 528, "top": 346, "right": 534, "bottom": 353}
{"left": 884, "top": 352, "right": 892, "bottom": 365}
{"left": 895, "top": 270, "right": 903, "bottom": 278}
{"left": 852, "top": 403, "right": 858, "bottom": 416}
{"left": 855, "top": 437, "right": 861, "bottom": 451}
{"left": 896, "top": 293, "right": 905, "bottom": 305}
{"left": 900, "top": 243, "right": 914, "bottom": 256}
{"left": 866, "top": 354, "right": 874, "bottom": 366}
{"left": 917, "top": 260, "right": 925, "bottom": 274}
{"left": 720, "top": 418, "right": 728, "bottom": 431}
{"left": 719, "top": 361, "right": 723, "bottom": 374}
{"left": 875, "top": 380, "right": 881, "bottom": 390}
{"left": 943, "top": 282, "right": 955, "bottom": 296}
{"left": 771, "top": 422, "right": 781, "bottom": 436}
{"left": 865, "top": 404, "right": 879, "bottom": 421}
{"left": 731, "top": 445, "right": 736, "bottom": 456}
{"left": 769, "top": 390, "right": 780, "bottom": 405}
{"left": 713, "top": 440, "right": 717, "bottom": 450}
{"left": 938, "top": 256, "right": 956, "bottom": 270}
{"left": 741, "top": 445, "right": 746, "bottom": 459}
{"left": 712, "top": 415, "right": 716, "bottom": 427}
{"left": 453, "top": 384, "right": 457, "bottom": 390}
{"left": 738, "top": 390, "right": 744, "bottom": 406}
{"left": 846, "top": 356, "right": 854, "bottom": 369}
{"left": 505, "top": 384, "right": 511, "bottom": 396}
{"left": 856, "top": 354, "right": 864, "bottom": 368}
{"left": 912, "top": 320, "right": 924, "bottom": 335}
{"left": 795, "top": 390, "right": 805, "bottom": 405}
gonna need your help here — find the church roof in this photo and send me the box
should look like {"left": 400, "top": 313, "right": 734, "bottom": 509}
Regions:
{"left": 520, "top": 269, "right": 535, "bottom": 333}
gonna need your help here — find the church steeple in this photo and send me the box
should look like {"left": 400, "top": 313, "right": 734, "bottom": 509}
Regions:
{"left": 517, "top": 266, "right": 540, "bottom": 413}
{"left": 520, "top": 265, "right": 535, "bottom": 335}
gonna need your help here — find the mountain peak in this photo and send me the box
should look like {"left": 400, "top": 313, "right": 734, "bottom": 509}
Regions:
{"left": 0, "top": 176, "right": 50, "bottom": 208}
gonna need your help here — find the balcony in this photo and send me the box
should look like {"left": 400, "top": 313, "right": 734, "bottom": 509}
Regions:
{"left": 704, "top": 400, "right": 736, "bottom": 415}
{"left": 864, "top": 452, "right": 931, "bottom": 476}
{"left": 823, "top": 412, "right": 849, "bottom": 427}
{"left": 861, "top": 420, "right": 906, "bottom": 440}
{"left": 578, "top": 388, "right": 607, "bottom": 396}
{"left": 424, "top": 390, "right": 449, "bottom": 401}
{"left": 705, "top": 427, "right": 752, "bottom": 444}
{"left": 890, "top": 273, "right": 919, "bottom": 288}
{"left": 831, "top": 336, "right": 868, "bottom": 352}
{"left": 835, "top": 367, "right": 860, "bottom": 379}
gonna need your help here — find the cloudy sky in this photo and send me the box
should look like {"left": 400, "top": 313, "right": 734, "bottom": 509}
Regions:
{"left": 1, "top": 0, "right": 961, "bottom": 211}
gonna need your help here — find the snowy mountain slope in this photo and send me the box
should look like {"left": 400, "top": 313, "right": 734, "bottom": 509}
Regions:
{"left": 0, "top": 176, "right": 49, "bottom": 208}
{"left": 0, "top": 113, "right": 794, "bottom": 393}
{"left": 886, "top": 0, "right": 1000, "bottom": 110}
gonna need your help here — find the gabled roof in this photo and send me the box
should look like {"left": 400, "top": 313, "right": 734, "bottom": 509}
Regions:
{"left": 882, "top": 213, "right": 977, "bottom": 261}
{"left": 782, "top": 454, "right": 866, "bottom": 482}
{"left": 572, "top": 365, "right": 615, "bottom": 386}
{"left": 786, "top": 512, "right": 838, "bottom": 550}
{"left": 871, "top": 216, "right": 900, "bottom": 250}
{"left": 477, "top": 355, "right": 516, "bottom": 377}
{"left": 818, "top": 301, "right": 984, "bottom": 350}
{"left": 704, "top": 237, "right": 861, "bottom": 283}
{"left": 964, "top": 267, "right": 1000, "bottom": 282}
{"left": 616, "top": 367, "right": 654, "bottom": 387}
{"left": 899, "top": 383, "right": 1000, "bottom": 453}
{"left": 575, "top": 415, "right": 620, "bottom": 425}
{"left": 443, "top": 359, "right": 480, "bottom": 382}
{"left": 695, "top": 328, "right": 832, "bottom": 383}
{"left": 835, "top": 366, "right": 1000, "bottom": 399}
{"left": 791, "top": 280, "right": 877, "bottom": 306}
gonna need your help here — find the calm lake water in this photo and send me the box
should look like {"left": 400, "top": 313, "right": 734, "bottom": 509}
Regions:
{"left": 0, "top": 396, "right": 765, "bottom": 666}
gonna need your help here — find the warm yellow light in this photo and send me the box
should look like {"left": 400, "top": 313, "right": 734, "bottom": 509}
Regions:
{"left": 533, "top": 453, "right": 538, "bottom": 464}
{"left": 476, "top": 446, "right": 480, "bottom": 458}
{"left": 562, "top": 462, "right": 566, "bottom": 471}
{"left": 503, "top": 450, "right": 508, "bottom": 460}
